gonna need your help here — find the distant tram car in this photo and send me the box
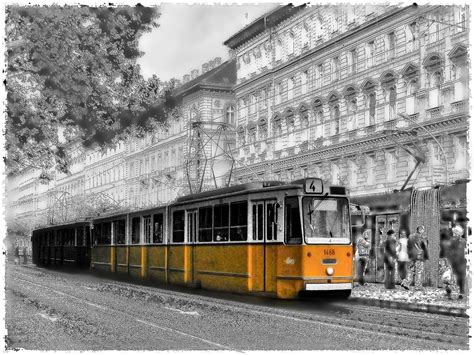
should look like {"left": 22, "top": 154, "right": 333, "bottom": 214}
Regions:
{"left": 32, "top": 178, "right": 357, "bottom": 299}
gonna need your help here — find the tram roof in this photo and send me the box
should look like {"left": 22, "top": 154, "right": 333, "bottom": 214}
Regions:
{"left": 175, "top": 181, "right": 287, "bottom": 203}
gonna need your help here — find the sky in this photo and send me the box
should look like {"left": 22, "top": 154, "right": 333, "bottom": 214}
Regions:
{"left": 137, "top": 2, "right": 279, "bottom": 81}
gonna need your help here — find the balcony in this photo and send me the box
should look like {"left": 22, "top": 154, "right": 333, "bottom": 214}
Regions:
{"left": 451, "top": 100, "right": 468, "bottom": 113}
{"left": 426, "top": 106, "right": 443, "bottom": 120}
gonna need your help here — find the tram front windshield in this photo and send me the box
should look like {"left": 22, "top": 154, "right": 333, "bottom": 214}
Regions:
{"left": 303, "top": 197, "right": 350, "bottom": 244}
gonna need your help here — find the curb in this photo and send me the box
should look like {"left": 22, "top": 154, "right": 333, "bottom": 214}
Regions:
{"left": 350, "top": 296, "right": 468, "bottom": 317}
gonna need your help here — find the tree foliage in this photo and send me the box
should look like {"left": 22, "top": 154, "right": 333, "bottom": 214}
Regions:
{"left": 6, "top": 5, "right": 178, "bottom": 176}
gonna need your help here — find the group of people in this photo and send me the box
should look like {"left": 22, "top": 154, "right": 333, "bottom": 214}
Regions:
{"left": 14, "top": 246, "right": 29, "bottom": 265}
{"left": 356, "top": 223, "right": 466, "bottom": 299}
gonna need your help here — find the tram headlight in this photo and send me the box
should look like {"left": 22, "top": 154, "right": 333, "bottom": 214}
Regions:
{"left": 326, "top": 267, "right": 334, "bottom": 276}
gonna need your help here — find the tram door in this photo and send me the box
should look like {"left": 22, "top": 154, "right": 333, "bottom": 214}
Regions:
{"left": 252, "top": 200, "right": 277, "bottom": 293}
{"left": 186, "top": 210, "right": 198, "bottom": 284}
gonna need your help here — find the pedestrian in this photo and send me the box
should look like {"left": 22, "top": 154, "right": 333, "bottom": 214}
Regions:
{"left": 439, "top": 257, "right": 456, "bottom": 299}
{"left": 14, "top": 246, "right": 20, "bottom": 265}
{"left": 384, "top": 230, "right": 397, "bottom": 289}
{"left": 401, "top": 226, "right": 428, "bottom": 290}
{"left": 22, "top": 247, "right": 28, "bottom": 264}
{"left": 396, "top": 230, "right": 409, "bottom": 282}
{"left": 356, "top": 230, "right": 371, "bottom": 286}
{"left": 447, "top": 224, "right": 466, "bottom": 299}
{"left": 412, "top": 225, "right": 429, "bottom": 291}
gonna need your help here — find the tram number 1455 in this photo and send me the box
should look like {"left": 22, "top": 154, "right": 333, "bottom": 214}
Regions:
{"left": 324, "top": 249, "right": 335, "bottom": 256}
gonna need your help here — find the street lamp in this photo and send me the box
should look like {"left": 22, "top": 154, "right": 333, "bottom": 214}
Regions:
{"left": 397, "top": 113, "right": 448, "bottom": 186}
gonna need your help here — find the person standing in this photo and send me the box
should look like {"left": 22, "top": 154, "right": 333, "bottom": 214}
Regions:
{"left": 413, "top": 225, "right": 429, "bottom": 291}
{"left": 356, "top": 230, "right": 371, "bottom": 286}
{"left": 14, "top": 246, "right": 20, "bottom": 265}
{"left": 448, "top": 224, "right": 467, "bottom": 299}
{"left": 396, "top": 230, "right": 409, "bottom": 282}
{"left": 401, "top": 226, "right": 427, "bottom": 290}
{"left": 384, "top": 230, "right": 397, "bottom": 289}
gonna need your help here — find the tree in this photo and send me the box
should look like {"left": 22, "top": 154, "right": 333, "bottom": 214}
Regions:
{"left": 6, "top": 5, "right": 178, "bottom": 176}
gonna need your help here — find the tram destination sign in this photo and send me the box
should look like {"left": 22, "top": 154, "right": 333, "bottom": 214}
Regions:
{"left": 304, "top": 178, "right": 323, "bottom": 194}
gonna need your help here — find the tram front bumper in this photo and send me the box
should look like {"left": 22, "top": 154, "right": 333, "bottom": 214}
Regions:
{"left": 304, "top": 282, "right": 353, "bottom": 291}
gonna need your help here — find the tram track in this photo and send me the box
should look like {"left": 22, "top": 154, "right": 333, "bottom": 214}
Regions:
{"left": 9, "top": 268, "right": 468, "bottom": 349}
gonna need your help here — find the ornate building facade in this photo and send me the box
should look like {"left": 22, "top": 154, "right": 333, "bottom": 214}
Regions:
{"left": 225, "top": 4, "right": 468, "bottom": 192}
{"left": 224, "top": 4, "right": 469, "bottom": 286}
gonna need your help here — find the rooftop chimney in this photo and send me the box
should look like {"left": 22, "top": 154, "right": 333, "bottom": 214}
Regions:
{"left": 191, "top": 69, "right": 199, "bottom": 79}
{"left": 202, "top": 63, "right": 209, "bottom": 73}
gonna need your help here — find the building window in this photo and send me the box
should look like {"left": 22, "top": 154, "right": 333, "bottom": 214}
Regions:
{"left": 316, "top": 64, "right": 324, "bottom": 89}
{"left": 332, "top": 56, "right": 340, "bottom": 81}
{"left": 453, "top": 136, "right": 467, "bottom": 171}
{"left": 405, "top": 80, "right": 418, "bottom": 115}
{"left": 368, "top": 92, "right": 376, "bottom": 125}
{"left": 301, "top": 71, "right": 309, "bottom": 95}
{"left": 348, "top": 160, "right": 358, "bottom": 188}
{"left": 406, "top": 22, "right": 417, "bottom": 52}
{"left": 275, "top": 82, "right": 282, "bottom": 104}
{"left": 366, "top": 41, "right": 375, "bottom": 68}
{"left": 226, "top": 106, "right": 235, "bottom": 125}
{"left": 250, "top": 95, "right": 256, "bottom": 115}
{"left": 288, "top": 32, "right": 295, "bottom": 55}
{"left": 287, "top": 77, "right": 295, "bottom": 100}
{"left": 331, "top": 105, "right": 340, "bottom": 135}
{"left": 301, "top": 24, "right": 310, "bottom": 47}
{"left": 275, "top": 39, "right": 283, "bottom": 61}
{"left": 385, "top": 151, "right": 397, "bottom": 182}
{"left": 386, "top": 32, "right": 396, "bottom": 60}
{"left": 347, "top": 98, "right": 357, "bottom": 131}
{"left": 366, "top": 155, "right": 375, "bottom": 185}
{"left": 348, "top": 49, "right": 357, "bottom": 74}
{"left": 428, "top": 71, "right": 442, "bottom": 108}
{"left": 331, "top": 162, "right": 340, "bottom": 185}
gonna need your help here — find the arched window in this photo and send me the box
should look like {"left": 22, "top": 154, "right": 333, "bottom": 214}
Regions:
{"left": 258, "top": 118, "right": 267, "bottom": 140}
{"left": 299, "top": 107, "right": 309, "bottom": 128}
{"left": 348, "top": 98, "right": 357, "bottom": 131}
{"left": 368, "top": 92, "right": 376, "bottom": 125}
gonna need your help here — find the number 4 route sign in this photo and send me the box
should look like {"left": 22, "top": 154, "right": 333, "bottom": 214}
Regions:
{"left": 304, "top": 178, "right": 323, "bottom": 194}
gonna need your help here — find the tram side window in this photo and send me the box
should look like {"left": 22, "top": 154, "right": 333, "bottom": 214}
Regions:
{"left": 285, "top": 197, "right": 302, "bottom": 244}
{"left": 93, "top": 224, "right": 102, "bottom": 245}
{"left": 173, "top": 210, "right": 185, "bottom": 243}
{"left": 153, "top": 214, "right": 164, "bottom": 243}
{"left": 230, "top": 201, "right": 247, "bottom": 241}
{"left": 144, "top": 216, "right": 152, "bottom": 244}
{"left": 102, "top": 223, "right": 111, "bottom": 245}
{"left": 131, "top": 217, "right": 141, "bottom": 244}
{"left": 85, "top": 226, "right": 91, "bottom": 246}
{"left": 198, "top": 207, "right": 213, "bottom": 242}
{"left": 113, "top": 220, "right": 126, "bottom": 245}
{"left": 64, "top": 229, "right": 74, "bottom": 246}
{"left": 214, "top": 204, "right": 229, "bottom": 242}
{"left": 77, "top": 227, "right": 85, "bottom": 246}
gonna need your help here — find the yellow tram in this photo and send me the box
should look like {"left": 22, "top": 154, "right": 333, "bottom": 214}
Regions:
{"left": 32, "top": 178, "right": 357, "bottom": 299}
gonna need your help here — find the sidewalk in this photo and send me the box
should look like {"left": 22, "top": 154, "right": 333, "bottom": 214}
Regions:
{"left": 350, "top": 283, "right": 468, "bottom": 317}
